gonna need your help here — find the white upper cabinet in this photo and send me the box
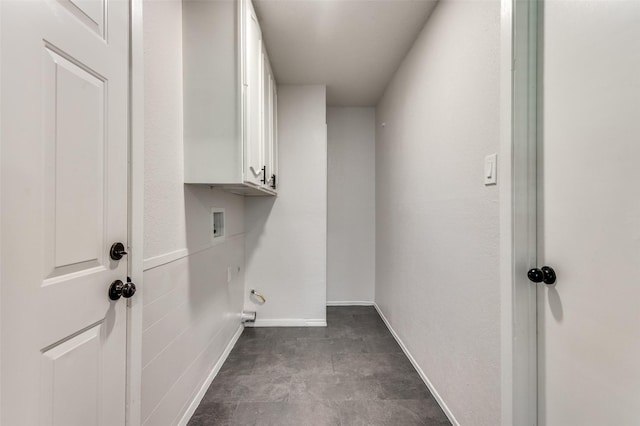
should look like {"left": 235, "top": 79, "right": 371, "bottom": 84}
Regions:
{"left": 183, "top": 0, "right": 278, "bottom": 196}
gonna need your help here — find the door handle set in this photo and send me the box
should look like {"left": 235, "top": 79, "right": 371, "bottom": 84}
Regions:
{"left": 527, "top": 266, "right": 557, "bottom": 285}
{"left": 108, "top": 242, "right": 136, "bottom": 300}
{"left": 109, "top": 277, "right": 137, "bottom": 301}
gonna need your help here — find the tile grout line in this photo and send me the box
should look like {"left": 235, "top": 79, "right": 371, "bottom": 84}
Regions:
{"left": 227, "top": 402, "right": 240, "bottom": 426}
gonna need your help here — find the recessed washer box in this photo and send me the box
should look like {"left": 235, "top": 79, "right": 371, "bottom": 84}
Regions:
{"left": 211, "top": 208, "right": 225, "bottom": 243}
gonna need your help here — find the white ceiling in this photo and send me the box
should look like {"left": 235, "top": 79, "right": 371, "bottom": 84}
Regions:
{"left": 253, "top": 0, "right": 438, "bottom": 106}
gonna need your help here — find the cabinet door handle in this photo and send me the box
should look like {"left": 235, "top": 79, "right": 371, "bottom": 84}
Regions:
{"left": 249, "top": 166, "right": 263, "bottom": 177}
{"left": 270, "top": 174, "right": 276, "bottom": 189}
{"left": 260, "top": 166, "right": 267, "bottom": 184}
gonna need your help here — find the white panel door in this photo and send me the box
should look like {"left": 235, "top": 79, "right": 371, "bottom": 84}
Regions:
{"left": 244, "top": 1, "right": 264, "bottom": 186}
{"left": 1, "top": 1, "right": 131, "bottom": 425}
{"left": 538, "top": 1, "right": 640, "bottom": 424}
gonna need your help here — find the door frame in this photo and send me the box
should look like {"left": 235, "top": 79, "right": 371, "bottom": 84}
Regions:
{"left": 499, "top": 0, "right": 539, "bottom": 425}
{"left": 0, "top": 3, "right": 3, "bottom": 422}
{"left": 127, "top": 0, "right": 145, "bottom": 424}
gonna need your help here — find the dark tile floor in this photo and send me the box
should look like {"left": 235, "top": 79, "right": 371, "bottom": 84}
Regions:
{"left": 188, "top": 306, "right": 451, "bottom": 426}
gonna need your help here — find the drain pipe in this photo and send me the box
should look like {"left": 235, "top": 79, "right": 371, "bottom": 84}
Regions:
{"left": 240, "top": 310, "right": 256, "bottom": 323}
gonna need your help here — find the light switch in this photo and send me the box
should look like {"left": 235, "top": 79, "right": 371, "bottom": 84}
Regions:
{"left": 484, "top": 153, "right": 497, "bottom": 185}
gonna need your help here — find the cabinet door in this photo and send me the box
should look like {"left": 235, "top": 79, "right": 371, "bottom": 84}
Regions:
{"left": 270, "top": 78, "right": 278, "bottom": 190}
{"left": 244, "top": 2, "right": 264, "bottom": 186}
{"left": 262, "top": 49, "right": 274, "bottom": 189}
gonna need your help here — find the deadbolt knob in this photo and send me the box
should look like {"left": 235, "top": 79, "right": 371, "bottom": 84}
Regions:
{"left": 527, "top": 266, "right": 557, "bottom": 285}
{"left": 110, "top": 242, "right": 128, "bottom": 260}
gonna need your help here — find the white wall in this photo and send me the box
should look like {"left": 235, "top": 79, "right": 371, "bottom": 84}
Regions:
{"left": 142, "top": 2, "right": 245, "bottom": 425}
{"left": 244, "top": 85, "right": 327, "bottom": 326}
{"left": 327, "top": 108, "right": 376, "bottom": 304}
{"left": 375, "top": 1, "right": 501, "bottom": 425}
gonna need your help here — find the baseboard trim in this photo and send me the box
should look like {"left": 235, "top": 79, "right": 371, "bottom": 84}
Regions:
{"left": 373, "top": 303, "right": 460, "bottom": 426}
{"left": 326, "top": 301, "right": 374, "bottom": 306}
{"left": 246, "top": 319, "right": 327, "bottom": 327}
{"left": 176, "top": 324, "right": 244, "bottom": 426}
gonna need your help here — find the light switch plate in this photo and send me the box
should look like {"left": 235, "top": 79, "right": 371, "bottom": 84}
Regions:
{"left": 484, "top": 153, "right": 497, "bottom": 185}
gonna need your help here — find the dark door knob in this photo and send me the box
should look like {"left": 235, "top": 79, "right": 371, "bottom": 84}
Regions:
{"left": 527, "top": 266, "right": 557, "bottom": 285}
{"left": 110, "top": 242, "right": 128, "bottom": 260}
{"left": 122, "top": 277, "right": 137, "bottom": 298}
{"left": 108, "top": 278, "right": 137, "bottom": 301}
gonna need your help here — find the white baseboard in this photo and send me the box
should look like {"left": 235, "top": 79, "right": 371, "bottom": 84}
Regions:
{"left": 326, "top": 301, "right": 374, "bottom": 306}
{"left": 373, "top": 303, "right": 460, "bottom": 426}
{"left": 246, "top": 319, "right": 327, "bottom": 327}
{"left": 177, "top": 324, "right": 244, "bottom": 426}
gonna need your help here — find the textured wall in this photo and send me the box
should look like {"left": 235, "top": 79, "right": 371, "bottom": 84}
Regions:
{"left": 375, "top": 1, "right": 501, "bottom": 424}
{"left": 143, "top": 0, "right": 187, "bottom": 260}
{"left": 327, "top": 107, "right": 376, "bottom": 303}
{"left": 142, "top": 1, "right": 245, "bottom": 424}
{"left": 244, "top": 85, "right": 327, "bottom": 325}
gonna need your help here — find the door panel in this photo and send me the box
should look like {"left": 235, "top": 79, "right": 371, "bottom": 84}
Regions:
{"left": 1, "top": 1, "right": 130, "bottom": 425}
{"left": 41, "top": 324, "right": 103, "bottom": 426}
{"left": 44, "top": 47, "right": 105, "bottom": 275}
{"left": 539, "top": 1, "right": 640, "bottom": 424}
{"left": 60, "top": 0, "right": 106, "bottom": 38}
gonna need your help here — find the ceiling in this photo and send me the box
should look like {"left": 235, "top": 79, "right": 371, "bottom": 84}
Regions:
{"left": 253, "top": 0, "right": 438, "bottom": 106}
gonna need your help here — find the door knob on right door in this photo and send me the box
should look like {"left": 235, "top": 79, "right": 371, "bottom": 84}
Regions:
{"left": 527, "top": 266, "right": 557, "bottom": 285}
